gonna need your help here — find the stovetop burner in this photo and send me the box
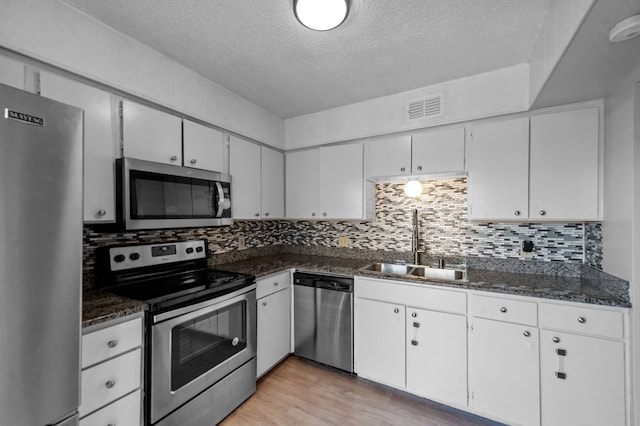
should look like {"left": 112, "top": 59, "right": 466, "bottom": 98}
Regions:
{"left": 95, "top": 239, "right": 255, "bottom": 312}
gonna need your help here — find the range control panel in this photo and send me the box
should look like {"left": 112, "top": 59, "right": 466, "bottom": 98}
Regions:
{"left": 108, "top": 239, "right": 207, "bottom": 271}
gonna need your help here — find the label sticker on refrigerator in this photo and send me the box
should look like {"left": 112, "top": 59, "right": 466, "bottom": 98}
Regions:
{"left": 4, "top": 108, "right": 45, "bottom": 126}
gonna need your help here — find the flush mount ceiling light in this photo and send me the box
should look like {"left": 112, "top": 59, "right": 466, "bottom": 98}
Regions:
{"left": 294, "top": 0, "right": 349, "bottom": 31}
{"left": 404, "top": 180, "right": 423, "bottom": 198}
{"left": 609, "top": 15, "right": 640, "bottom": 42}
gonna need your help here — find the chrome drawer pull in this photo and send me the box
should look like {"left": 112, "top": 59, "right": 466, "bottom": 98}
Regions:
{"left": 107, "top": 340, "right": 118, "bottom": 348}
{"left": 105, "top": 380, "right": 116, "bottom": 389}
{"left": 523, "top": 331, "right": 531, "bottom": 337}
{"left": 577, "top": 316, "right": 587, "bottom": 324}
{"left": 552, "top": 336, "right": 560, "bottom": 343}
{"left": 393, "top": 308, "right": 399, "bottom": 314}
{"left": 411, "top": 312, "right": 417, "bottom": 318}
{"left": 500, "top": 307, "right": 507, "bottom": 313}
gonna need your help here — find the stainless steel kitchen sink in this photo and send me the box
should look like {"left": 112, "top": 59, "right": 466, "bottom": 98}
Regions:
{"left": 360, "top": 262, "right": 464, "bottom": 282}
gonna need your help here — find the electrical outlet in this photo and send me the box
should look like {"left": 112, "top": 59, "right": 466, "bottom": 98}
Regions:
{"left": 238, "top": 235, "right": 246, "bottom": 249}
{"left": 338, "top": 236, "right": 349, "bottom": 247}
{"left": 520, "top": 240, "right": 534, "bottom": 258}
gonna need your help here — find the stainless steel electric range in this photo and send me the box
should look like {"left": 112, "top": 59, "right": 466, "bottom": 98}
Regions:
{"left": 95, "top": 239, "right": 256, "bottom": 426}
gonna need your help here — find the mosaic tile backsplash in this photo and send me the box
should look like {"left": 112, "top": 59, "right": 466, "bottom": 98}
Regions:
{"left": 83, "top": 178, "right": 603, "bottom": 272}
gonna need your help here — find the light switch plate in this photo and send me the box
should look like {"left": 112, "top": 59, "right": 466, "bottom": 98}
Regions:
{"left": 520, "top": 240, "right": 533, "bottom": 258}
{"left": 338, "top": 236, "right": 349, "bottom": 247}
{"left": 238, "top": 235, "right": 246, "bottom": 249}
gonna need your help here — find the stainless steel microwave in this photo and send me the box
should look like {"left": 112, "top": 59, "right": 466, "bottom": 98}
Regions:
{"left": 116, "top": 157, "right": 232, "bottom": 230}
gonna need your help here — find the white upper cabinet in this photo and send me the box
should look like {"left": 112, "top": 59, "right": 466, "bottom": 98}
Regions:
{"left": 230, "top": 137, "right": 284, "bottom": 220}
{"left": 412, "top": 127, "right": 465, "bottom": 174}
{"left": 468, "top": 117, "right": 529, "bottom": 220}
{"left": 0, "top": 55, "right": 24, "bottom": 90}
{"left": 182, "top": 120, "right": 225, "bottom": 172}
{"left": 121, "top": 100, "right": 182, "bottom": 165}
{"left": 365, "top": 127, "right": 465, "bottom": 180}
{"left": 287, "top": 144, "right": 364, "bottom": 219}
{"left": 529, "top": 107, "right": 599, "bottom": 221}
{"left": 365, "top": 135, "right": 411, "bottom": 178}
{"left": 261, "top": 146, "right": 285, "bottom": 219}
{"left": 40, "top": 72, "right": 117, "bottom": 223}
{"left": 230, "top": 136, "right": 261, "bottom": 219}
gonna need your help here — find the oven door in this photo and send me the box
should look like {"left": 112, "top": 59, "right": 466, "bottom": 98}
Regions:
{"left": 150, "top": 287, "right": 256, "bottom": 424}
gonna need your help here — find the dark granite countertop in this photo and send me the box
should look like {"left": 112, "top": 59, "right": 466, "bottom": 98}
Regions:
{"left": 82, "top": 287, "right": 146, "bottom": 328}
{"left": 214, "top": 253, "right": 631, "bottom": 308}
{"left": 82, "top": 250, "right": 630, "bottom": 327}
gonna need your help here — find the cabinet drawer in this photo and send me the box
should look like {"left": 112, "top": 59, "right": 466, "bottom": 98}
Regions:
{"left": 470, "top": 294, "right": 537, "bottom": 326}
{"left": 355, "top": 277, "right": 466, "bottom": 315}
{"left": 80, "top": 389, "right": 141, "bottom": 426}
{"left": 539, "top": 303, "right": 624, "bottom": 339}
{"left": 79, "top": 348, "right": 141, "bottom": 417}
{"left": 256, "top": 270, "right": 290, "bottom": 299}
{"left": 82, "top": 317, "right": 142, "bottom": 368}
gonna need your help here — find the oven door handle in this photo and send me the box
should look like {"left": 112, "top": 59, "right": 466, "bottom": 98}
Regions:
{"left": 153, "top": 284, "right": 256, "bottom": 324}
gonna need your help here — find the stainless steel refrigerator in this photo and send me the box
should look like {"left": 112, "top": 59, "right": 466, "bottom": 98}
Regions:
{"left": 0, "top": 82, "right": 82, "bottom": 425}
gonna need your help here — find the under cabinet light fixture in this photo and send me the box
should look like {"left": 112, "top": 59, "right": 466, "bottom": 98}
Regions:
{"left": 404, "top": 180, "right": 423, "bottom": 197}
{"left": 294, "top": 0, "right": 349, "bottom": 31}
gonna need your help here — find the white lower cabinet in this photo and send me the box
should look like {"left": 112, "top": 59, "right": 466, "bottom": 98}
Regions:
{"left": 256, "top": 271, "right": 292, "bottom": 378}
{"left": 539, "top": 302, "right": 626, "bottom": 426}
{"left": 353, "top": 278, "right": 628, "bottom": 425}
{"left": 469, "top": 318, "right": 540, "bottom": 426}
{"left": 80, "top": 315, "right": 143, "bottom": 425}
{"left": 354, "top": 298, "right": 406, "bottom": 388}
{"left": 406, "top": 308, "right": 467, "bottom": 407}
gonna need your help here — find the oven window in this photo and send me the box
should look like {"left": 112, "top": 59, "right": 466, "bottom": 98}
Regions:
{"left": 171, "top": 300, "right": 247, "bottom": 390}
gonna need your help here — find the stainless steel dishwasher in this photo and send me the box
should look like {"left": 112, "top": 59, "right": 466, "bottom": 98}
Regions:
{"left": 293, "top": 272, "right": 354, "bottom": 373}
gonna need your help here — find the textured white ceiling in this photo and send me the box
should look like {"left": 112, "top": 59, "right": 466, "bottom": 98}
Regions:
{"left": 61, "top": 0, "right": 553, "bottom": 119}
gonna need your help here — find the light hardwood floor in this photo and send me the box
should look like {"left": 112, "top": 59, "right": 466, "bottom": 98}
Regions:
{"left": 221, "top": 356, "right": 502, "bottom": 425}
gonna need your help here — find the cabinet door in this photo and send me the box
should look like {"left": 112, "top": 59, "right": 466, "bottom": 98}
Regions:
{"left": 406, "top": 308, "right": 467, "bottom": 407}
{"left": 354, "top": 298, "right": 405, "bottom": 389}
{"left": 468, "top": 117, "right": 529, "bottom": 220}
{"left": 257, "top": 287, "right": 291, "bottom": 378}
{"left": 365, "top": 135, "right": 411, "bottom": 179}
{"left": 183, "top": 120, "right": 225, "bottom": 172}
{"left": 229, "top": 136, "right": 262, "bottom": 219}
{"left": 469, "top": 318, "right": 540, "bottom": 426}
{"left": 318, "top": 144, "right": 363, "bottom": 219}
{"left": 285, "top": 149, "right": 319, "bottom": 218}
{"left": 40, "top": 72, "right": 116, "bottom": 223}
{"left": 540, "top": 330, "right": 625, "bottom": 426}
{"left": 0, "top": 55, "right": 24, "bottom": 89}
{"left": 122, "top": 100, "right": 182, "bottom": 165}
{"left": 530, "top": 107, "right": 599, "bottom": 220}
{"left": 261, "top": 146, "right": 284, "bottom": 219}
{"left": 412, "top": 127, "right": 465, "bottom": 174}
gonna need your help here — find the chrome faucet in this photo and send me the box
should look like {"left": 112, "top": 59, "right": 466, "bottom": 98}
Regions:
{"left": 411, "top": 209, "right": 425, "bottom": 265}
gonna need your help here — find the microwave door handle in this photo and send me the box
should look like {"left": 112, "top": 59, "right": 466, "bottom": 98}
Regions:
{"left": 215, "top": 181, "right": 226, "bottom": 217}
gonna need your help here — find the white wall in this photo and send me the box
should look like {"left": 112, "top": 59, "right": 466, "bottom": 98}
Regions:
{"left": 602, "top": 65, "right": 640, "bottom": 425}
{"left": 0, "top": 0, "right": 285, "bottom": 148}
{"left": 285, "top": 64, "right": 530, "bottom": 149}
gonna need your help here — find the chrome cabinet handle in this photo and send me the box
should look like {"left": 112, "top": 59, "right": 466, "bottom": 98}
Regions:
{"left": 322, "top": 212, "right": 327, "bottom": 217}
{"left": 170, "top": 155, "right": 178, "bottom": 162}
{"left": 105, "top": 380, "right": 116, "bottom": 389}
{"left": 262, "top": 301, "right": 267, "bottom": 307}
{"left": 552, "top": 336, "right": 560, "bottom": 343}
{"left": 577, "top": 316, "right": 586, "bottom": 324}
{"left": 107, "top": 340, "right": 118, "bottom": 348}
{"left": 500, "top": 307, "right": 507, "bottom": 313}
{"left": 273, "top": 282, "right": 279, "bottom": 287}
{"left": 400, "top": 167, "right": 406, "bottom": 172}
{"left": 416, "top": 165, "right": 422, "bottom": 171}
{"left": 264, "top": 212, "right": 270, "bottom": 217}
{"left": 190, "top": 158, "right": 197, "bottom": 164}
{"left": 539, "top": 209, "right": 546, "bottom": 216}
{"left": 394, "top": 308, "right": 399, "bottom": 314}
{"left": 312, "top": 212, "right": 317, "bottom": 217}
{"left": 411, "top": 312, "right": 417, "bottom": 318}
{"left": 97, "top": 209, "right": 107, "bottom": 217}
{"left": 514, "top": 210, "right": 521, "bottom": 216}
{"left": 523, "top": 331, "right": 531, "bottom": 337}
{"left": 254, "top": 213, "right": 260, "bottom": 217}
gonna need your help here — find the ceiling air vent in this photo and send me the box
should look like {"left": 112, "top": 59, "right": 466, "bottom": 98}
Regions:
{"left": 405, "top": 92, "right": 444, "bottom": 123}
